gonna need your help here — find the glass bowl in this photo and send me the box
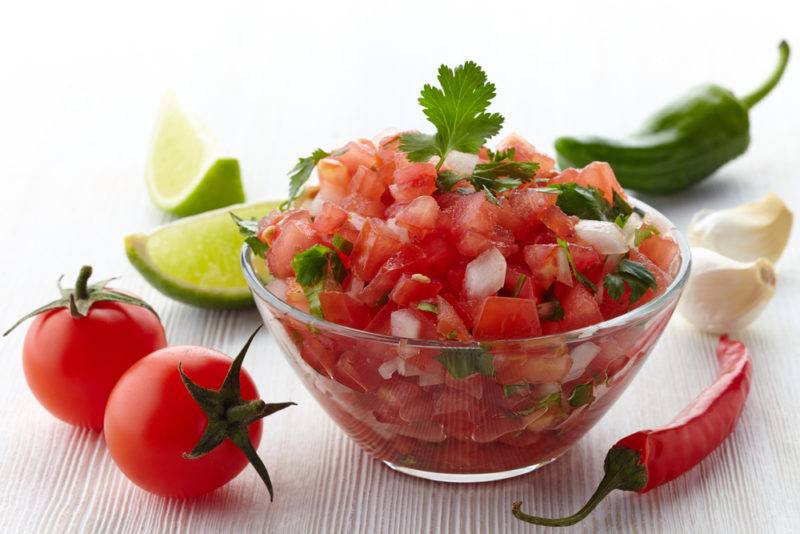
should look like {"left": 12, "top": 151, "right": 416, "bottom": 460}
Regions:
{"left": 241, "top": 198, "right": 691, "bottom": 483}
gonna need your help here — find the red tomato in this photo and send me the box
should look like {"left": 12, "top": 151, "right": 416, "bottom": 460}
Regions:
{"left": 473, "top": 297, "right": 542, "bottom": 340}
{"left": 104, "top": 346, "right": 263, "bottom": 498}
{"left": 9, "top": 268, "right": 166, "bottom": 430}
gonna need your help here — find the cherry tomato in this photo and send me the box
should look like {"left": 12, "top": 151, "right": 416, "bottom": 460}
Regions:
{"left": 6, "top": 266, "right": 166, "bottom": 429}
{"left": 104, "top": 346, "right": 263, "bottom": 498}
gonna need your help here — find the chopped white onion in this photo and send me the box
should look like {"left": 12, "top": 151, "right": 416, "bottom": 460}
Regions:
{"left": 386, "top": 218, "right": 410, "bottom": 243}
{"left": 391, "top": 310, "right": 422, "bottom": 339}
{"left": 378, "top": 359, "right": 399, "bottom": 379}
{"left": 444, "top": 151, "right": 479, "bottom": 176}
{"left": 621, "top": 212, "right": 644, "bottom": 246}
{"left": 575, "top": 220, "right": 628, "bottom": 254}
{"left": 464, "top": 247, "right": 507, "bottom": 300}
{"left": 565, "top": 342, "right": 600, "bottom": 381}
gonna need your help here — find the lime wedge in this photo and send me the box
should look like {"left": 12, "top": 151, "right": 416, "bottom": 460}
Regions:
{"left": 146, "top": 91, "right": 245, "bottom": 216}
{"left": 125, "top": 201, "right": 278, "bottom": 308}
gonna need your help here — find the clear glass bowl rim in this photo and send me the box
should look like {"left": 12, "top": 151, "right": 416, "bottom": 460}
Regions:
{"left": 241, "top": 196, "right": 691, "bottom": 349}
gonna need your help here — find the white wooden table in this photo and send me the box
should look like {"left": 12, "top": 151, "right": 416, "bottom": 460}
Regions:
{"left": 2, "top": 1, "right": 799, "bottom": 532}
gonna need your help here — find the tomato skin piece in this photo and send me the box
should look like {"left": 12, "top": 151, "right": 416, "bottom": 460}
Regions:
{"left": 21, "top": 302, "right": 166, "bottom": 430}
{"left": 104, "top": 346, "right": 262, "bottom": 498}
{"left": 473, "top": 297, "right": 542, "bottom": 340}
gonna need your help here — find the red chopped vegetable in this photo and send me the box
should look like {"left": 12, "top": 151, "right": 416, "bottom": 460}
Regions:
{"left": 512, "top": 335, "right": 752, "bottom": 527}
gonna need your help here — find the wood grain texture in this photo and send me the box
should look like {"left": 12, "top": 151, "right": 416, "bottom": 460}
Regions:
{"left": 1, "top": 1, "right": 799, "bottom": 532}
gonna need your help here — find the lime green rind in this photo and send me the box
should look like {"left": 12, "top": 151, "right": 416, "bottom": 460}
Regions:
{"left": 125, "top": 200, "right": 279, "bottom": 309}
{"left": 151, "top": 158, "right": 246, "bottom": 217}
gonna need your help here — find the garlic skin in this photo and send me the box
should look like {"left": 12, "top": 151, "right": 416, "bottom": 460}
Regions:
{"left": 688, "top": 193, "right": 793, "bottom": 263}
{"left": 678, "top": 247, "right": 776, "bottom": 334}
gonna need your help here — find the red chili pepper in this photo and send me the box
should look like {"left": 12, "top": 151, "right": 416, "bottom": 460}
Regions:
{"left": 512, "top": 335, "right": 752, "bottom": 527}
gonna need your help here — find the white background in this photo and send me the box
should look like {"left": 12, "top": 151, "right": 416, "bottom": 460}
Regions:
{"left": 1, "top": 1, "right": 799, "bottom": 532}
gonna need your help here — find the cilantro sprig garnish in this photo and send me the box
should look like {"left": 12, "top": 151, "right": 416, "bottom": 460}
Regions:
{"left": 603, "top": 258, "right": 657, "bottom": 304}
{"left": 557, "top": 238, "right": 597, "bottom": 292}
{"left": 542, "top": 183, "right": 638, "bottom": 223}
{"left": 280, "top": 148, "right": 331, "bottom": 210}
{"left": 435, "top": 346, "right": 495, "bottom": 380}
{"left": 231, "top": 213, "right": 268, "bottom": 258}
{"left": 400, "top": 61, "right": 504, "bottom": 171}
{"left": 290, "top": 244, "right": 347, "bottom": 318}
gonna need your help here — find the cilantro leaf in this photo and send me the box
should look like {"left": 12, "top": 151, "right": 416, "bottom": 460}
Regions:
{"left": 400, "top": 61, "right": 504, "bottom": 168}
{"left": 281, "top": 148, "right": 330, "bottom": 210}
{"left": 435, "top": 346, "right": 495, "bottom": 380}
{"left": 544, "top": 183, "right": 634, "bottom": 223}
{"left": 569, "top": 382, "right": 595, "bottom": 407}
{"left": 557, "top": 238, "right": 597, "bottom": 292}
{"left": 537, "top": 392, "right": 562, "bottom": 409}
{"left": 604, "top": 258, "right": 657, "bottom": 304}
{"left": 231, "top": 213, "right": 268, "bottom": 258}
{"left": 290, "top": 244, "right": 348, "bottom": 319}
{"left": 417, "top": 301, "right": 439, "bottom": 314}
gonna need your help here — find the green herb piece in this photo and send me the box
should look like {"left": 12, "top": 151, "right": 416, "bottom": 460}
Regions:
{"left": 537, "top": 299, "right": 565, "bottom": 322}
{"left": 436, "top": 170, "right": 464, "bottom": 191}
{"left": 281, "top": 148, "right": 330, "bottom": 210}
{"left": 634, "top": 225, "right": 660, "bottom": 246}
{"left": 557, "top": 238, "right": 597, "bottom": 292}
{"left": 291, "top": 245, "right": 334, "bottom": 286}
{"left": 291, "top": 244, "right": 348, "bottom": 318}
{"left": 399, "top": 61, "right": 504, "bottom": 170}
{"left": 437, "top": 147, "right": 539, "bottom": 199}
{"left": 503, "top": 383, "right": 531, "bottom": 398}
{"left": 537, "top": 392, "right": 562, "bottom": 409}
{"left": 512, "top": 274, "right": 527, "bottom": 298}
{"left": 446, "top": 330, "right": 459, "bottom": 340}
{"left": 614, "top": 213, "right": 628, "bottom": 228}
{"left": 603, "top": 258, "right": 657, "bottom": 303}
{"left": 436, "top": 346, "right": 495, "bottom": 380}
{"left": 417, "top": 301, "right": 439, "bottom": 314}
{"left": 544, "top": 183, "right": 634, "bottom": 223}
{"left": 231, "top": 213, "right": 268, "bottom": 258}
{"left": 331, "top": 233, "right": 354, "bottom": 255}
{"left": 411, "top": 273, "right": 431, "bottom": 283}
{"left": 569, "top": 382, "right": 595, "bottom": 407}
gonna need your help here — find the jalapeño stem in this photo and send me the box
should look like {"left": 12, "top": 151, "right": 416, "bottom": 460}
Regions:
{"left": 740, "top": 40, "right": 790, "bottom": 110}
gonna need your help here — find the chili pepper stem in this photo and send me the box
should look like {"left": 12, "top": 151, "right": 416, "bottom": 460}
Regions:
{"left": 511, "top": 446, "right": 647, "bottom": 527}
{"left": 740, "top": 40, "right": 790, "bottom": 110}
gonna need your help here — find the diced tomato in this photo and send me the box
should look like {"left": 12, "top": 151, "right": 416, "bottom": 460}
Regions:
{"left": 348, "top": 165, "right": 385, "bottom": 200}
{"left": 285, "top": 277, "right": 309, "bottom": 312}
{"left": 554, "top": 284, "right": 604, "bottom": 333}
{"left": 317, "top": 158, "right": 350, "bottom": 200}
{"left": 350, "top": 218, "right": 404, "bottom": 280}
{"left": 363, "top": 302, "right": 399, "bottom": 335}
{"left": 334, "top": 350, "right": 384, "bottom": 393}
{"left": 550, "top": 162, "right": 625, "bottom": 203}
{"left": 524, "top": 244, "right": 571, "bottom": 292}
{"left": 473, "top": 297, "right": 542, "bottom": 340}
{"left": 333, "top": 139, "right": 379, "bottom": 176}
{"left": 638, "top": 234, "right": 680, "bottom": 274}
{"left": 319, "top": 291, "right": 373, "bottom": 329}
{"left": 504, "top": 265, "right": 535, "bottom": 299}
{"left": 448, "top": 192, "right": 496, "bottom": 239}
{"left": 339, "top": 193, "right": 386, "bottom": 218}
{"left": 395, "top": 195, "right": 440, "bottom": 238}
{"left": 313, "top": 201, "right": 348, "bottom": 234}
{"left": 299, "top": 332, "right": 338, "bottom": 377}
{"left": 389, "top": 163, "right": 438, "bottom": 202}
{"left": 267, "top": 212, "right": 320, "bottom": 278}
{"left": 389, "top": 274, "right": 443, "bottom": 306}
{"left": 358, "top": 244, "right": 428, "bottom": 306}
{"left": 494, "top": 351, "right": 571, "bottom": 385}
{"left": 495, "top": 133, "right": 556, "bottom": 174}
{"left": 419, "top": 233, "right": 461, "bottom": 277}
{"left": 435, "top": 295, "right": 471, "bottom": 341}
{"left": 539, "top": 205, "right": 577, "bottom": 239}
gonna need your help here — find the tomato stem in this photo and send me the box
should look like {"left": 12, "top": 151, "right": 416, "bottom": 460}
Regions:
{"left": 178, "top": 326, "right": 296, "bottom": 501}
{"left": 74, "top": 265, "right": 93, "bottom": 301}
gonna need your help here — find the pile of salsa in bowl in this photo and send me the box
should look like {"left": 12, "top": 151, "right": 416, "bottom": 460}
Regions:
{"left": 241, "top": 63, "right": 689, "bottom": 482}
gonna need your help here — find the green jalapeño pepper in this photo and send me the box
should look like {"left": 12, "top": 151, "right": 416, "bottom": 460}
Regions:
{"left": 555, "top": 41, "right": 790, "bottom": 193}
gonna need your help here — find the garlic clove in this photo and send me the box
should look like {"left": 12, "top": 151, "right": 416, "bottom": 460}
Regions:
{"left": 688, "top": 192, "right": 793, "bottom": 263}
{"left": 678, "top": 247, "right": 776, "bottom": 334}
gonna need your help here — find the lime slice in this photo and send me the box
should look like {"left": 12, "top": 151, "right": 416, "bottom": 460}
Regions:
{"left": 146, "top": 91, "right": 245, "bottom": 216}
{"left": 125, "top": 200, "right": 278, "bottom": 308}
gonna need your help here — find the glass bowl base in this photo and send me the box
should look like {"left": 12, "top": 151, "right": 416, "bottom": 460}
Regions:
{"left": 383, "top": 456, "right": 560, "bottom": 483}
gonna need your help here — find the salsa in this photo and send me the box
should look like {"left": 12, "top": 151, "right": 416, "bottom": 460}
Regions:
{"left": 244, "top": 61, "right": 683, "bottom": 477}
